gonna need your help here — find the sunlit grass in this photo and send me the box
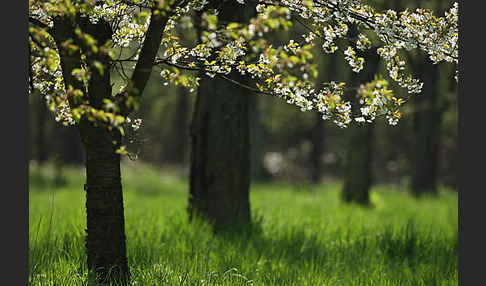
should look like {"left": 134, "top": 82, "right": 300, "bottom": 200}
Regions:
{"left": 29, "top": 161, "right": 457, "bottom": 285}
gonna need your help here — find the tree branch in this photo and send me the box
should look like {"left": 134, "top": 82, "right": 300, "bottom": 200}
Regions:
{"left": 51, "top": 17, "right": 86, "bottom": 108}
{"left": 29, "top": 17, "right": 54, "bottom": 35}
{"left": 121, "top": 9, "right": 170, "bottom": 115}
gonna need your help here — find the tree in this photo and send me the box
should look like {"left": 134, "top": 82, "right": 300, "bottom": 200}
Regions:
{"left": 403, "top": 0, "right": 453, "bottom": 196}
{"left": 30, "top": 1, "right": 175, "bottom": 283}
{"left": 29, "top": 90, "right": 49, "bottom": 164}
{"left": 59, "top": 124, "right": 84, "bottom": 165}
{"left": 307, "top": 52, "right": 338, "bottom": 184}
{"left": 249, "top": 94, "right": 269, "bottom": 182}
{"left": 308, "top": 109, "right": 325, "bottom": 183}
{"left": 29, "top": 0, "right": 458, "bottom": 283}
{"left": 340, "top": 25, "right": 380, "bottom": 205}
{"left": 186, "top": 0, "right": 457, "bottom": 224}
{"left": 167, "top": 86, "right": 190, "bottom": 166}
{"left": 410, "top": 56, "right": 442, "bottom": 195}
{"left": 189, "top": 72, "right": 252, "bottom": 229}
{"left": 188, "top": 2, "right": 254, "bottom": 230}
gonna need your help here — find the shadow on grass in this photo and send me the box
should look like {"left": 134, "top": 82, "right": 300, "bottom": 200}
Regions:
{"left": 29, "top": 213, "right": 457, "bottom": 285}
{"left": 210, "top": 216, "right": 457, "bottom": 277}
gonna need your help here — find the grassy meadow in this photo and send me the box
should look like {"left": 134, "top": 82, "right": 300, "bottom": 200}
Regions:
{"left": 29, "top": 161, "right": 457, "bottom": 285}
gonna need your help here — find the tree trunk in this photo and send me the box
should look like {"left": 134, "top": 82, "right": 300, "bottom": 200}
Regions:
{"left": 61, "top": 126, "right": 84, "bottom": 165}
{"left": 249, "top": 94, "right": 268, "bottom": 182}
{"left": 167, "top": 86, "right": 189, "bottom": 166}
{"left": 341, "top": 122, "right": 373, "bottom": 204}
{"left": 341, "top": 44, "right": 379, "bottom": 205}
{"left": 29, "top": 90, "right": 49, "bottom": 164}
{"left": 188, "top": 75, "right": 251, "bottom": 230}
{"left": 411, "top": 59, "right": 441, "bottom": 196}
{"left": 79, "top": 122, "right": 129, "bottom": 284}
{"left": 52, "top": 8, "right": 167, "bottom": 282}
{"left": 188, "top": 1, "right": 253, "bottom": 231}
{"left": 53, "top": 17, "right": 130, "bottom": 284}
{"left": 309, "top": 110, "right": 325, "bottom": 184}
{"left": 36, "top": 95, "right": 49, "bottom": 164}
{"left": 81, "top": 21, "right": 130, "bottom": 283}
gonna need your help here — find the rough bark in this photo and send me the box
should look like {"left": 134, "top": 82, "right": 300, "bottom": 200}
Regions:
{"left": 411, "top": 58, "right": 441, "bottom": 196}
{"left": 50, "top": 6, "right": 169, "bottom": 284}
{"left": 82, "top": 20, "right": 131, "bottom": 285}
{"left": 53, "top": 17, "right": 131, "bottom": 284}
{"left": 80, "top": 122, "right": 129, "bottom": 285}
{"left": 189, "top": 75, "right": 251, "bottom": 230}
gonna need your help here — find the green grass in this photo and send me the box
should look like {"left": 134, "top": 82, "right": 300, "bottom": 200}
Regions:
{"left": 29, "top": 161, "right": 457, "bottom": 285}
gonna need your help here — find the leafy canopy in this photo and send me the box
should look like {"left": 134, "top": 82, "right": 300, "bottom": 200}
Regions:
{"left": 29, "top": 0, "right": 458, "bottom": 133}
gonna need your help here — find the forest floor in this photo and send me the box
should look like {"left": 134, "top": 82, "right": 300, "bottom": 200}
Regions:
{"left": 29, "top": 161, "right": 457, "bottom": 286}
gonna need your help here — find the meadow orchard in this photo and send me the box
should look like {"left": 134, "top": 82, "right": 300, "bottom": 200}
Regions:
{"left": 28, "top": 0, "right": 459, "bottom": 283}
{"left": 30, "top": 0, "right": 458, "bottom": 132}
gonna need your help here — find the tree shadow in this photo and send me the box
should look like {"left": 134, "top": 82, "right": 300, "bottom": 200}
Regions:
{"left": 210, "top": 216, "right": 457, "bottom": 276}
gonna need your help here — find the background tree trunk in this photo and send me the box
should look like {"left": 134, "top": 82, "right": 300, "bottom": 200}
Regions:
{"left": 29, "top": 90, "right": 49, "bottom": 165}
{"left": 167, "top": 86, "right": 189, "bottom": 167}
{"left": 249, "top": 94, "right": 268, "bottom": 182}
{"left": 341, "top": 122, "right": 374, "bottom": 204}
{"left": 36, "top": 94, "right": 49, "bottom": 164}
{"left": 309, "top": 112, "right": 324, "bottom": 184}
{"left": 188, "top": 75, "right": 251, "bottom": 230}
{"left": 188, "top": 1, "right": 254, "bottom": 231}
{"left": 308, "top": 54, "right": 338, "bottom": 184}
{"left": 411, "top": 58, "right": 441, "bottom": 196}
{"left": 341, "top": 45, "right": 380, "bottom": 205}
{"left": 60, "top": 126, "right": 84, "bottom": 165}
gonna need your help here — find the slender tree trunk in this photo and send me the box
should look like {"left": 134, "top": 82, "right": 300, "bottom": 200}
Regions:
{"left": 79, "top": 122, "right": 129, "bottom": 284}
{"left": 36, "top": 93, "right": 49, "bottom": 164}
{"left": 249, "top": 94, "right": 268, "bottom": 182}
{"left": 308, "top": 53, "right": 341, "bottom": 185}
{"left": 341, "top": 122, "right": 374, "bottom": 204}
{"left": 167, "top": 86, "right": 189, "bottom": 166}
{"left": 61, "top": 126, "right": 84, "bottom": 165}
{"left": 411, "top": 59, "right": 441, "bottom": 196}
{"left": 189, "top": 75, "right": 251, "bottom": 230}
{"left": 309, "top": 112, "right": 324, "bottom": 184}
{"left": 31, "top": 90, "right": 49, "bottom": 165}
{"left": 407, "top": 0, "right": 442, "bottom": 196}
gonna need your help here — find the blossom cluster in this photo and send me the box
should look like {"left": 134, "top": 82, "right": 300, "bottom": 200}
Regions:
{"left": 29, "top": 0, "right": 459, "bottom": 133}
